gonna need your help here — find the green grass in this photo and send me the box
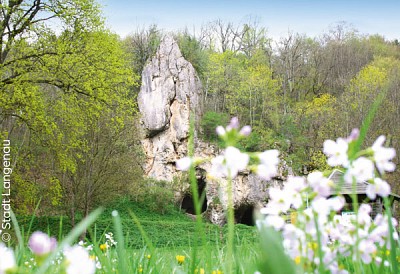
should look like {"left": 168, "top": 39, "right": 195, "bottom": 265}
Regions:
{"left": 12, "top": 197, "right": 260, "bottom": 273}
{"left": 16, "top": 197, "right": 258, "bottom": 249}
{"left": 10, "top": 195, "right": 400, "bottom": 273}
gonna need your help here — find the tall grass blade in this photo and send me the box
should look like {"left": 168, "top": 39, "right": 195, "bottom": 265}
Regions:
{"left": 350, "top": 89, "right": 386, "bottom": 159}
{"left": 384, "top": 197, "right": 398, "bottom": 273}
{"left": 10, "top": 209, "right": 24, "bottom": 260}
{"left": 26, "top": 199, "right": 42, "bottom": 240}
{"left": 35, "top": 207, "right": 103, "bottom": 274}
{"left": 128, "top": 209, "right": 155, "bottom": 252}
{"left": 111, "top": 210, "right": 129, "bottom": 274}
{"left": 258, "top": 226, "right": 296, "bottom": 274}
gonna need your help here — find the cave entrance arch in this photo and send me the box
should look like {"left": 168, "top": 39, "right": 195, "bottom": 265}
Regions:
{"left": 235, "top": 204, "right": 255, "bottom": 226}
{"left": 181, "top": 178, "right": 207, "bottom": 214}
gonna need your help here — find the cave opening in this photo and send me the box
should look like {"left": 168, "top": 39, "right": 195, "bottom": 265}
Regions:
{"left": 181, "top": 178, "right": 207, "bottom": 214}
{"left": 235, "top": 205, "right": 255, "bottom": 226}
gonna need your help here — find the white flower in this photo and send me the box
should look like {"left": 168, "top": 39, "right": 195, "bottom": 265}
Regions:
{"left": 64, "top": 246, "right": 95, "bottom": 274}
{"left": 285, "top": 176, "right": 306, "bottom": 209}
{"left": 210, "top": 155, "right": 225, "bottom": 178}
{"left": 264, "top": 187, "right": 292, "bottom": 213}
{"left": 307, "top": 171, "right": 332, "bottom": 197}
{"left": 256, "top": 149, "right": 279, "bottom": 180}
{"left": 327, "top": 196, "right": 346, "bottom": 212}
{"left": 264, "top": 214, "right": 285, "bottom": 230}
{"left": 256, "top": 164, "right": 277, "bottom": 181}
{"left": 366, "top": 178, "right": 391, "bottom": 200}
{"left": 357, "top": 204, "right": 372, "bottom": 227}
{"left": 358, "top": 239, "right": 376, "bottom": 264}
{"left": 210, "top": 146, "right": 249, "bottom": 178}
{"left": 0, "top": 243, "right": 16, "bottom": 274}
{"left": 372, "top": 135, "right": 396, "bottom": 174}
{"left": 286, "top": 176, "right": 307, "bottom": 192}
{"left": 344, "top": 157, "right": 374, "bottom": 183}
{"left": 259, "top": 149, "right": 280, "bottom": 167}
{"left": 176, "top": 157, "right": 192, "bottom": 171}
{"left": 216, "top": 126, "right": 226, "bottom": 136}
{"left": 105, "top": 232, "right": 117, "bottom": 247}
{"left": 323, "top": 138, "right": 349, "bottom": 167}
{"left": 311, "top": 197, "right": 332, "bottom": 217}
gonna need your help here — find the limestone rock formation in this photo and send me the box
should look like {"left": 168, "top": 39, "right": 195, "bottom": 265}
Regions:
{"left": 138, "top": 35, "right": 288, "bottom": 225}
{"left": 194, "top": 141, "right": 285, "bottom": 225}
{"left": 138, "top": 35, "right": 202, "bottom": 182}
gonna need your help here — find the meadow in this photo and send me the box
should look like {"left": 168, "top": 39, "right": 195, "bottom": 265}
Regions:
{"left": 2, "top": 116, "right": 399, "bottom": 274}
{"left": 10, "top": 197, "right": 260, "bottom": 274}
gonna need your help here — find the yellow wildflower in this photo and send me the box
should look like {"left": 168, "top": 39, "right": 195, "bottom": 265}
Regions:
{"left": 176, "top": 255, "right": 185, "bottom": 264}
{"left": 100, "top": 243, "right": 108, "bottom": 251}
{"left": 294, "top": 256, "right": 301, "bottom": 265}
{"left": 146, "top": 254, "right": 151, "bottom": 259}
{"left": 212, "top": 270, "right": 222, "bottom": 274}
{"left": 195, "top": 268, "right": 205, "bottom": 274}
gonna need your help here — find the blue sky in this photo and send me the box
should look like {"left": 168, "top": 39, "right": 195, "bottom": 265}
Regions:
{"left": 99, "top": 0, "right": 399, "bottom": 41}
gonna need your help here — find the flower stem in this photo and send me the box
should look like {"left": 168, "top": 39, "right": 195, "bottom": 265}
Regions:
{"left": 226, "top": 173, "right": 235, "bottom": 273}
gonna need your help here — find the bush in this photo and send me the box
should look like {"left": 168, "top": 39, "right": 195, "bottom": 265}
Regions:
{"left": 200, "top": 111, "right": 229, "bottom": 142}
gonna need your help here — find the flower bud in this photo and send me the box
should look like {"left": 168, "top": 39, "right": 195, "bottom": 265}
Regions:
{"left": 239, "top": 125, "right": 252, "bottom": 136}
{"left": 28, "top": 231, "right": 57, "bottom": 255}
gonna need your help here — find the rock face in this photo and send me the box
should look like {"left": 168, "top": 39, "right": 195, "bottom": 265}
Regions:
{"left": 138, "top": 36, "right": 287, "bottom": 225}
{"left": 138, "top": 35, "right": 203, "bottom": 182}
{"left": 194, "top": 141, "right": 286, "bottom": 225}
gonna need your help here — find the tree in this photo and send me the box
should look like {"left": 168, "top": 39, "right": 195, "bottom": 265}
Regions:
{"left": 205, "top": 50, "right": 244, "bottom": 112}
{"left": 123, "top": 24, "right": 162, "bottom": 78}
{"left": 0, "top": 1, "right": 140, "bottom": 223}
{"left": 175, "top": 29, "right": 209, "bottom": 78}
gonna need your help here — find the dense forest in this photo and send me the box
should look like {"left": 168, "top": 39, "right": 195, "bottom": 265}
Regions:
{"left": 1, "top": 0, "right": 399, "bottom": 224}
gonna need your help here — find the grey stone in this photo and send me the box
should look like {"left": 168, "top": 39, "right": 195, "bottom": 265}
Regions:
{"left": 137, "top": 35, "right": 288, "bottom": 225}
{"left": 138, "top": 35, "right": 202, "bottom": 181}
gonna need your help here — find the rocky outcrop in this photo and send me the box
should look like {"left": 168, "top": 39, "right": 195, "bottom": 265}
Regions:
{"left": 138, "top": 35, "right": 202, "bottom": 182}
{"left": 138, "top": 35, "right": 287, "bottom": 225}
{"left": 194, "top": 141, "right": 286, "bottom": 225}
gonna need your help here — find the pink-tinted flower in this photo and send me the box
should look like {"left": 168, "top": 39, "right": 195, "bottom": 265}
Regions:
{"left": 346, "top": 128, "right": 360, "bottom": 142}
{"left": 28, "top": 231, "right": 57, "bottom": 255}
{"left": 358, "top": 239, "right": 376, "bottom": 264}
{"left": 239, "top": 125, "right": 252, "bottom": 136}
{"left": 366, "top": 178, "right": 391, "bottom": 200}
{"left": 226, "top": 117, "right": 239, "bottom": 131}
{"left": 357, "top": 204, "right": 372, "bottom": 227}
